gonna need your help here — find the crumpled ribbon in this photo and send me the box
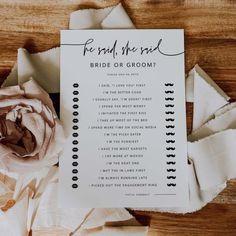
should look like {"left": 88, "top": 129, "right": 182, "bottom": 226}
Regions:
{"left": 1, "top": 2, "right": 236, "bottom": 235}
{"left": 0, "top": 166, "right": 147, "bottom": 236}
{"left": 0, "top": 167, "right": 54, "bottom": 235}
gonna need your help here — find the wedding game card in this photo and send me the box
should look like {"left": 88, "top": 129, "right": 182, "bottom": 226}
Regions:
{"left": 59, "top": 30, "right": 188, "bottom": 208}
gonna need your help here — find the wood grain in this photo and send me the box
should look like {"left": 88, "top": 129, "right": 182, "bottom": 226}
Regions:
{"left": 0, "top": 0, "right": 236, "bottom": 235}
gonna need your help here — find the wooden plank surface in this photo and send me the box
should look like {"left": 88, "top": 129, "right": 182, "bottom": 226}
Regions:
{"left": 0, "top": 0, "right": 236, "bottom": 235}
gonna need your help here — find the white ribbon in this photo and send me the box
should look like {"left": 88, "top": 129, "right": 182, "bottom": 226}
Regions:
{"left": 1, "top": 2, "right": 236, "bottom": 235}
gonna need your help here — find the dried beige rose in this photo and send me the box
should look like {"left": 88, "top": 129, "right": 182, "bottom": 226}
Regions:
{"left": 0, "top": 78, "right": 64, "bottom": 173}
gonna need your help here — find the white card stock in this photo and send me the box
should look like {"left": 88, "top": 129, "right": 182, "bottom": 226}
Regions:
{"left": 59, "top": 29, "right": 188, "bottom": 208}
